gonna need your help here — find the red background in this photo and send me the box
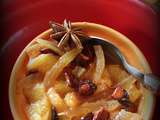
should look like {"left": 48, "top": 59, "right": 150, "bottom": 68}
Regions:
{"left": 1, "top": 0, "right": 160, "bottom": 119}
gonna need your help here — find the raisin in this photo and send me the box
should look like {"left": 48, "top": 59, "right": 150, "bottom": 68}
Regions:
{"left": 112, "top": 87, "right": 134, "bottom": 111}
{"left": 78, "top": 80, "right": 97, "bottom": 96}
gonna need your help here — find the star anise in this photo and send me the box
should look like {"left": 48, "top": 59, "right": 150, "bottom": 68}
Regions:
{"left": 49, "top": 19, "right": 89, "bottom": 50}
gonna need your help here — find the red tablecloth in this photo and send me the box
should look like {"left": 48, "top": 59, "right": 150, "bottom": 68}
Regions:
{"left": 1, "top": 0, "right": 160, "bottom": 119}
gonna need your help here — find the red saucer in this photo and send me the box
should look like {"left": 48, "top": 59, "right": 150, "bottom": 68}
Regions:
{"left": 1, "top": 0, "right": 159, "bottom": 119}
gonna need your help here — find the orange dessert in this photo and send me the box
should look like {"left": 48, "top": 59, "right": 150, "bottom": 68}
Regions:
{"left": 9, "top": 20, "right": 154, "bottom": 120}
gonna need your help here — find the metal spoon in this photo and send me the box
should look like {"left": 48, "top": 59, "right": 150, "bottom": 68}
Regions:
{"left": 86, "top": 37, "right": 160, "bottom": 95}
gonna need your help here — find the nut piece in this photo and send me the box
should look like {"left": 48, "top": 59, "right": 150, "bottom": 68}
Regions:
{"left": 79, "top": 80, "right": 97, "bottom": 96}
{"left": 111, "top": 86, "right": 127, "bottom": 100}
{"left": 93, "top": 107, "right": 109, "bottom": 120}
{"left": 111, "top": 87, "right": 134, "bottom": 111}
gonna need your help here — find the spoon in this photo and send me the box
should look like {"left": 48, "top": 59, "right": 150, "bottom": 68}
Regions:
{"left": 86, "top": 37, "right": 160, "bottom": 95}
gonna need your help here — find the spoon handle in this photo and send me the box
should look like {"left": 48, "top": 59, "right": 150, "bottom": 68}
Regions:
{"left": 123, "top": 61, "right": 144, "bottom": 80}
{"left": 144, "top": 73, "right": 160, "bottom": 95}
{"left": 123, "top": 61, "right": 160, "bottom": 95}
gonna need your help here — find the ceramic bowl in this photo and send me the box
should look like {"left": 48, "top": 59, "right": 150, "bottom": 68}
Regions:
{"left": 9, "top": 22, "right": 155, "bottom": 120}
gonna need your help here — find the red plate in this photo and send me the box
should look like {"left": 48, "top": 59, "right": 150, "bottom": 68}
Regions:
{"left": 1, "top": 0, "right": 160, "bottom": 119}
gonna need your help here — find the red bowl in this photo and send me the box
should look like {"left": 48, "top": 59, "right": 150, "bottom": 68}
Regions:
{"left": 1, "top": 0, "right": 160, "bottom": 119}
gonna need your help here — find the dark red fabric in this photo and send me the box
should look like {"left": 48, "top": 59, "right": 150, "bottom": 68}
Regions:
{"left": 1, "top": 0, "right": 160, "bottom": 119}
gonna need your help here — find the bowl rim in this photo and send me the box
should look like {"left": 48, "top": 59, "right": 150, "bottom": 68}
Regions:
{"left": 9, "top": 22, "right": 155, "bottom": 120}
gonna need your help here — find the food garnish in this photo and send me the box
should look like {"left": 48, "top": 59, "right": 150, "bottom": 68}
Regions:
{"left": 50, "top": 19, "right": 89, "bottom": 50}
